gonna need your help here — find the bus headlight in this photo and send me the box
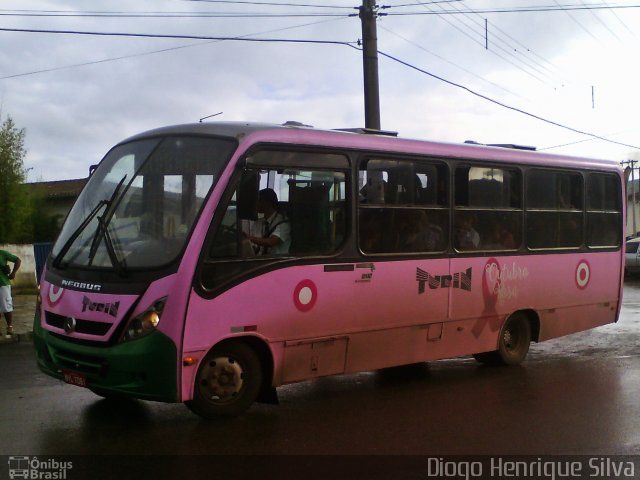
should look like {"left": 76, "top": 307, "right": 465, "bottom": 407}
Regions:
{"left": 121, "top": 298, "right": 166, "bottom": 342}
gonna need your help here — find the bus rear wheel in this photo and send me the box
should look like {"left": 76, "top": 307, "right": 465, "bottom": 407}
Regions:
{"left": 185, "top": 342, "right": 262, "bottom": 419}
{"left": 473, "top": 313, "right": 531, "bottom": 366}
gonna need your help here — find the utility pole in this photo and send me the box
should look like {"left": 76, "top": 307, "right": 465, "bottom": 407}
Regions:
{"left": 359, "top": 0, "right": 381, "bottom": 130}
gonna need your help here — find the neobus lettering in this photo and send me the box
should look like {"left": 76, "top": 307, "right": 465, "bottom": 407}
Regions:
{"left": 61, "top": 280, "right": 102, "bottom": 292}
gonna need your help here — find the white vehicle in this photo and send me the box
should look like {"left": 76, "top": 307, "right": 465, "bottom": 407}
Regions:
{"left": 625, "top": 237, "right": 640, "bottom": 275}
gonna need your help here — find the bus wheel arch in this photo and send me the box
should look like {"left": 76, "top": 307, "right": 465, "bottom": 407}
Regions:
{"left": 473, "top": 310, "right": 535, "bottom": 366}
{"left": 185, "top": 337, "right": 274, "bottom": 418}
{"left": 519, "top": 309, "right": 540, "bottom": 343}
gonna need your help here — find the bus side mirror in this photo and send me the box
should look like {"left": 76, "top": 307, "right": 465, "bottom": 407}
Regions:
{"left": 238, "top": 171, "right": 259, "bottom": 220}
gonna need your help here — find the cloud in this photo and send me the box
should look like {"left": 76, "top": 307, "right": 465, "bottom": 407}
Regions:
{"left": 2, "top": 0, "right": 640, "bottom": 182}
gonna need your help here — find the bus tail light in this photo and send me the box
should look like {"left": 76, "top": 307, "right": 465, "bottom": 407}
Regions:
{"left": 120, "top": 297, "right": 167, "bottom": 342}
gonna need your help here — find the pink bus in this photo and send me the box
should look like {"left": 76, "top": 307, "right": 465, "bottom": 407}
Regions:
{"left": 34, "top": 122, "right": 625, "bottom": 418}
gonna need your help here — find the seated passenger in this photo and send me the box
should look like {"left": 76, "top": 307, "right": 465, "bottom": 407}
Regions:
{"left": 397, "top": 210, "right": 443, "bottom": 252}
{"left": 248, "top": 188, "right": 291, "bottom": 255}
{"left": 455, "top": 212, "right": 480, "bottom": 250}
{"left": 483, "top": 222, "right": 516, "bottom": 250}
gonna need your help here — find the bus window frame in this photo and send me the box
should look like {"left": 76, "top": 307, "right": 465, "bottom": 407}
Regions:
{"left": 585, "top": 171, "right": 623, "bottom": 250}
{"left": 524, "top": 167, "right": 586, "bottom": 252}
{"left": 452, "top": 162, "right": 524, "bottom": 254}
{"left": 197, "top": 145, "right": 353, "bottom": 296}
{"left": 356, "top": 154, "right": 450, "bottom": 257}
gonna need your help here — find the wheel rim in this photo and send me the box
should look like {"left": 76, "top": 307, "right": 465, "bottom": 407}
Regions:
{"left": 502, "top": 317, "right": 528, "bottom": 356}
{"left": 198, "top": 355, "right": 245, "bottom": 404}
{"left": 503, "top": 328, "right": 517, "bottom": 352}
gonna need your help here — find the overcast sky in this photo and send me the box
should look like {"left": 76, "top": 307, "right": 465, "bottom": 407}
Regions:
{"left": 2, "top": 0, "right": 640, "bottom": 182}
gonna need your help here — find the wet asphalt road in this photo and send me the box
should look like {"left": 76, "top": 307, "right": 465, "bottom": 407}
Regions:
{"left": 2, "top": 281, "right": 640, "bottom": 459}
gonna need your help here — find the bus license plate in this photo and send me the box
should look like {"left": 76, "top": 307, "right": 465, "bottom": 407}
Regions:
{"left": 63, "top": 370, "right": 88, "bottom": 388}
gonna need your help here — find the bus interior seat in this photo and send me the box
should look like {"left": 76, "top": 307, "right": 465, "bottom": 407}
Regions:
{"left": 287, "top": 182, "right": 331, "bottom": 255}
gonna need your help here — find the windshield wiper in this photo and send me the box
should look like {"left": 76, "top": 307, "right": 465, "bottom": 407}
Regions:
{"left": 52, "top": 175, "right": 127, "bottom": 271}
{"left": 87, "top": 175, "right": 128, "bottom": 273}
{"left": 52, "top": 199, "right": 108, "bottom": 270}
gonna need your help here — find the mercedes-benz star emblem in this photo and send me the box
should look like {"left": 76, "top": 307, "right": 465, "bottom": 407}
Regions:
{"left": 63, "top": 317, "right": 77, "bottom": 334}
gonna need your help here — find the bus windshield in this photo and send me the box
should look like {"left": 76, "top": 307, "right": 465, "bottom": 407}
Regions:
{"left": 52, "top": 135, "right": 236, "bottom": 271}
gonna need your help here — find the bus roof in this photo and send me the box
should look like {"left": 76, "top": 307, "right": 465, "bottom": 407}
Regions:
{"left": 122, "top": 121, "right": 621, "bottom": 172}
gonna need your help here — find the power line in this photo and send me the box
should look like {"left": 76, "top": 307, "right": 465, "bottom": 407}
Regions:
{"left": 431, "top": 0, "right": 562, "bottom": 86}
{"left": 552, "top": 0, "right": 601, "bottom": 43}
{"left": 0, "top": 27, "right": 359, "bottom": 46}
{"left": 601, "top": 0, "right": 638, "bottom": 38}
{"left": 0, "top": 16, "right": 349, "bottom": 80}
{"left": 452, "top": 1, "right": 589, "bottom": 93}
{"left": 385, "top": 4, "right": 640, "bottom": 15}
{"left": 387, "top": 1, "right": 464, "bottom": 6}
{"left": 389, "top": 0, "right": 630, "bottom": 91}
{"left": 0, "top": 11, "right": 352, "bottom": 18}
{"left": 179, "top": 0, "right": 356, "bottom": 7}
{"left": 540, "top": 127, "right": 640, "bottom": 150}
{"left": 378, "top": 24, "right": 526, "bottom": 100}
{"left": 478, "top": 19, "right": 569, "bottom": 84}
{"left": 457, "top": 1, "right": 566, "bottom": 76}
{"left": 577, "top": 0, "right": 623, "bottom": 41}
{"left": 377, "top": 48, "right": 640, "bottom": 150}
{"left": 402, "top": 0, "right": 554, "bottom": 87}
{"left": 2, "top": 23, "right": 636, "bottom": 150}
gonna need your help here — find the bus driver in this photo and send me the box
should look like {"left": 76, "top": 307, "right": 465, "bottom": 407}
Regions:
{"left": 248, "top": 188, "right": 291, "bottom": 255}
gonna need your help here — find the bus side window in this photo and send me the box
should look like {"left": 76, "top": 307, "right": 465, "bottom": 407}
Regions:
{"left": 359, "top": 158, "right": 449, "bottom": 254}
{"left": 202, "top": 151, "right": 351, "bottom": 290}
{"left": 587, "top": 173, "right": 621, "bottom": 248}
{"left": 526, "top": 169, "right": 583, "bottom": 250}
{"left": 454, "top": 166, "right": 522, "bottom": 252}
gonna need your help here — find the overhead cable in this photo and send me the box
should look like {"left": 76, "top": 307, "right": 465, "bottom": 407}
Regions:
{"left": 180, "top": 0, "right": 355, "bottom": 7}
{"left": 0, "top": 27, "right": 358, "bottom": 46}
{"left": 0, "top": 11, "right": 352, "bottom": 18}
{"left": 385, "top": 4, "right": 640, "bottom": 14}
{"left": 0, "top": 17, "right": 349, "bottom": 80}
{"left": 377, "top": 49, "right": 640, "bottom": 150}
{"left": 1, "top": 25, "right": 635, "bottom": 150}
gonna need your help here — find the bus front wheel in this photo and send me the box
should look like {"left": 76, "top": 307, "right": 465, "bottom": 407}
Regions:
{"left": 473, "top": 313, "right": 531, "bottom": 366}
{"left": 185, "top": 342, "right": 263, "bottom": 419}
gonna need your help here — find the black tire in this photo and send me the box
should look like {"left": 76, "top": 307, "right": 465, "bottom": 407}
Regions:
{"left": 472, "top": 351, "right": 497, "bottom": 365}
{"left": 185, "top": 342, "right": 262, "bottom": 419}
{"left": 473, "top": 313, "right": 531, "bottom": 366}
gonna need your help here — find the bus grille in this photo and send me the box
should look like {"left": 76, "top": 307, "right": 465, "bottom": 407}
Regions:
{"left": 45, "top": 311, "right": 112, "bottom": 336}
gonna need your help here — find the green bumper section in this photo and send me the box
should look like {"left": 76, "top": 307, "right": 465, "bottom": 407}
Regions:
{"left": 33, "top": 310, "right": 178, "bottom": 403}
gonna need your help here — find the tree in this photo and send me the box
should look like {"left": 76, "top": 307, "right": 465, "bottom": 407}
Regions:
{"left": 0, "top": 115, "right": 32, "bottom": 243}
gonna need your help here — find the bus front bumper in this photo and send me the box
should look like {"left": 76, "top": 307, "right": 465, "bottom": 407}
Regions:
{"left": 33, "top": 311, "right": 178, "bottom": 403}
